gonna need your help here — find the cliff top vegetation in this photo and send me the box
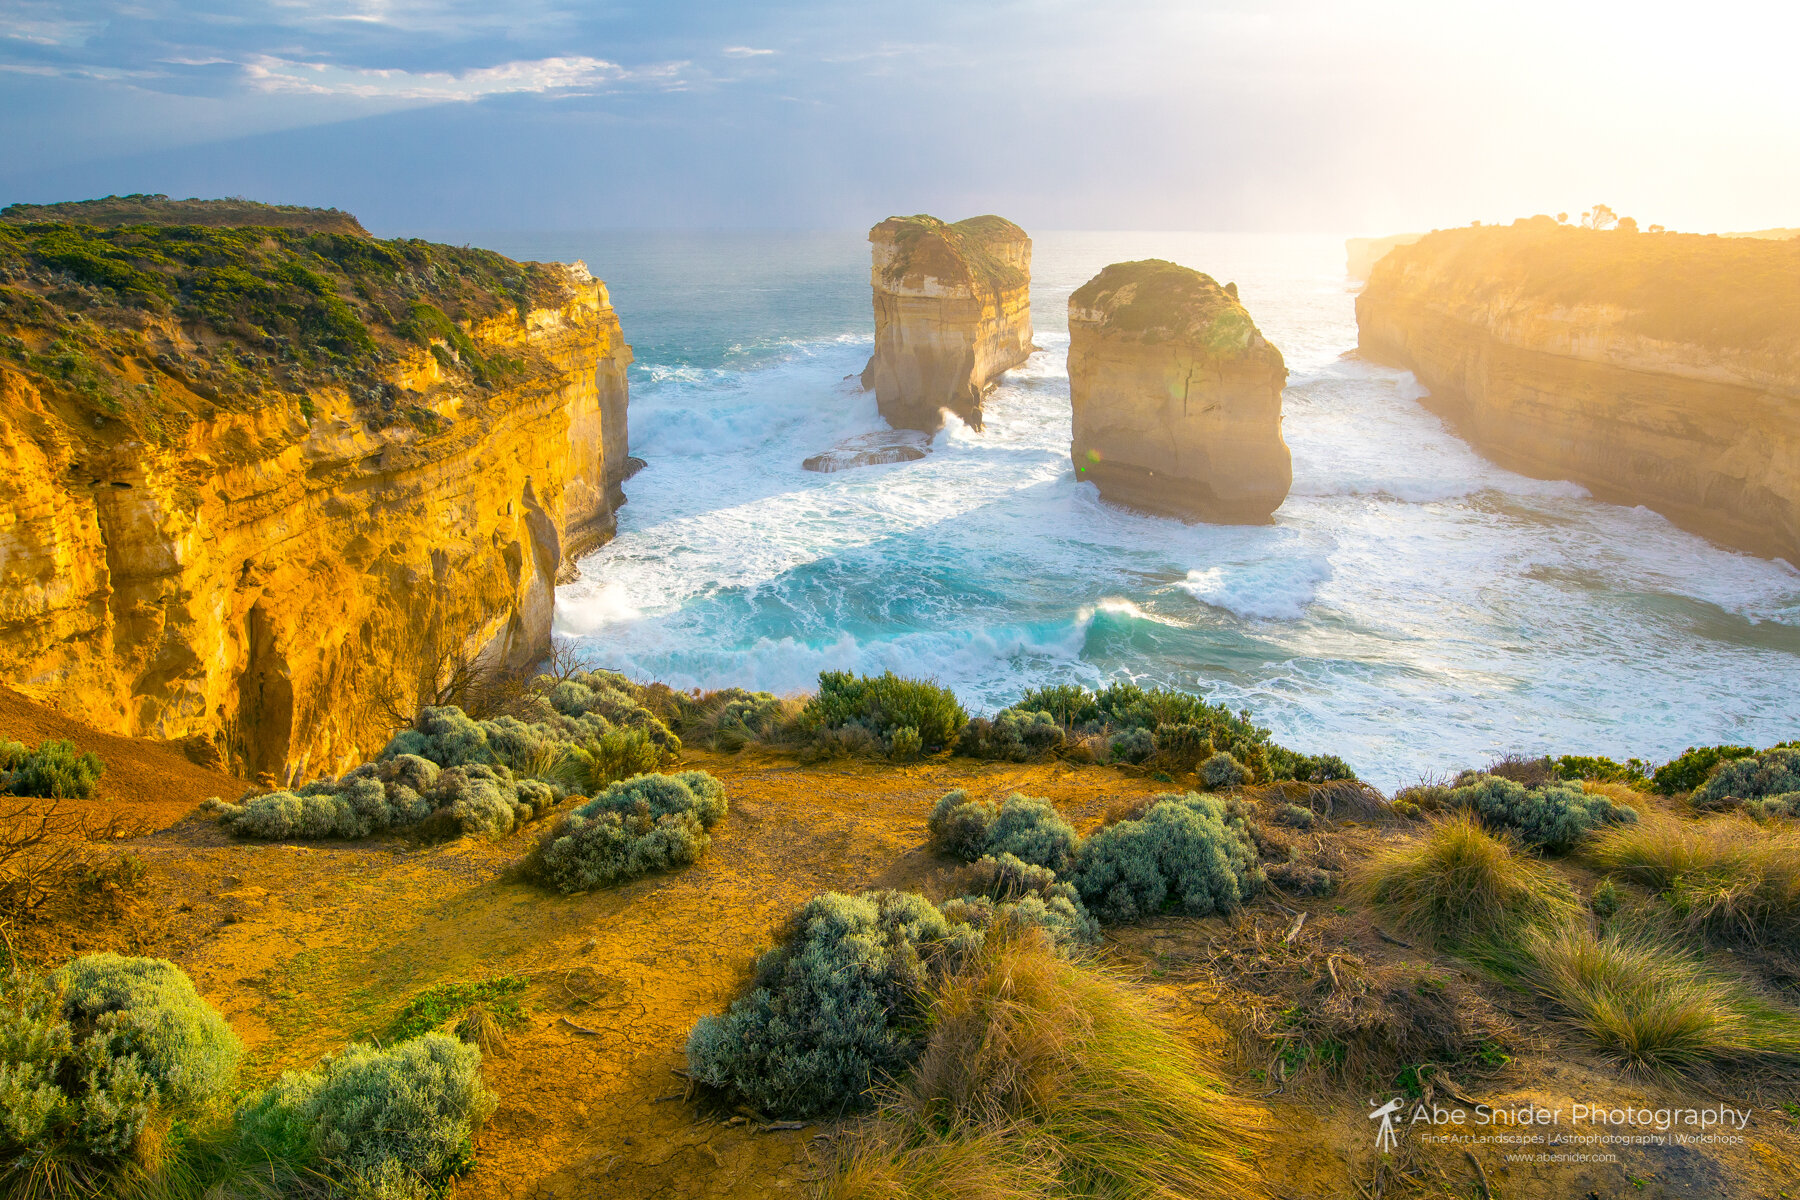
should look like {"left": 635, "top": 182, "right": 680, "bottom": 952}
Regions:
{"left": 0, "top": 199, "right": 579, "bottom": 444}
{"left": 1069, "top": 258, "right": 1274, "bottom": 359}
{"left": 1371, "top": 216, "right": 1800, "bottom": 354}
{"left": 0, "top": 194, "right": 369, "bottom": 236}
{"left": 872, "top": 213, "right": 1029, "bottom": 298}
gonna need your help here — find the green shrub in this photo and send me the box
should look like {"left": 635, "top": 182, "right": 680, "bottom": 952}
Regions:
{"left": 0, "top": 955, "right": 241, "bottom": 1178}
{"left": 236, "top": 1033, "right": 494, "bottom": 1194}
{"left": 1651, "top": 745, "right": 1757, "bottom": 795}
{"left": 802, "top": 672, "right": 968, "bottom": 753}
{"left": 1275, "top": 803, "right": 1318, "bottom": 830}
{"left": 888, "top": 726, "right": 924, "bottom": 762}
{"left": 526, "top": 771, "right": 726, "bottom": 894}
{"left": 1072, "top": 793, "right": 1262, "bottom": 923}
{"left": 1691, "top": 747, "right": 1800, "bottom": 811}
{"left": 1150, "top": 722, "right": 1212, "bottom": 771}
{"left": 1552, "top": 754, "right": 1651, "bottom": 789}
{"left": 679, "top": 688, "right": 797, "bottom": 751}
{"left": 927, "top": 790, "right": 998, "bottom": 860}
{"left": 956, "top": 710, "right": 1065, "bottom": 761}
{"left": 1199, "top": 751, "right": 1250, "bottom": 790}
{"left": 550, "top": 728, "right": 668, "bottom": 794}
{"left": 1107, "top": 727, "right": 1154, "bottom": 764}
{"left": 685, "top": 890, "right": 984, "bottom": 1116}
{"left": 1451, "top": 773, "right": 1637, "bottom": 852}
{"left": 943, "top": 853, "right": 1099, "bottom": 946}
{"left": 0, "top": 738, "right": 105, "bottom": 799}
{"left": 389, "top": 976, "right": 529, "bottom": 1042}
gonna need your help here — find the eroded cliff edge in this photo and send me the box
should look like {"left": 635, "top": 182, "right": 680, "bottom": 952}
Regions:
{"left": 1069, "top": 260, "right": 1291, "bottom": 523}
{"left": 860, "top": 214, "right": 1032, "bottom": 431}
{"left": 0, "top": 203, "right": 631, "bottom": 781}
{"left": 1356, "top": 218, "right": 1800, "bottom": 562}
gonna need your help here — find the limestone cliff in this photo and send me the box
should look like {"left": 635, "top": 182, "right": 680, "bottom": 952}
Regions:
{"left": 1346, "top": 232, "right": 1424, "bottom": 281}
{"left": 860, "top": 215, "right": 1032, "bottom": 431}
{"left": 1356, "top": 217, "right": 1800, "bottom": 562}
{"left": 0, "top": 203, "right": 631, "bottom": 780}
{"left": 1067, "top": 261, "right": 1291, "bottom": 523}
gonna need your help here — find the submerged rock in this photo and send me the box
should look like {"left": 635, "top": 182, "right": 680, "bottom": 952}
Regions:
{"left": 803, "top": 431, "right": 931, "bottom": 473}
{"left": 1067, "top": 260, "right": 1291, "bottom": 523}
{"left": 859, "top": 214, "right": 1033, "bottom": 432}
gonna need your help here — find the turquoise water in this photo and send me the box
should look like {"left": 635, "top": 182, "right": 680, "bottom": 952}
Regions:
{"left": 465, "top": 231, "right": 1800, "bottom": 788}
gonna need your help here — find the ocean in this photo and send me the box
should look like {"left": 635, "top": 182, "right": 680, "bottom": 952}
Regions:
{"left": 459, "top": 230, "right": 1800, "bottom": 789}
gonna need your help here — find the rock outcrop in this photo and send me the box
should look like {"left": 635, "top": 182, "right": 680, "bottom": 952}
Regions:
{"left": 1067, "top": 260, "right": 1291, "bottom": 523}
{"left": 0, "top": 204, "right": 631, "bottom": 780}
{"left": 801, "top": 431, "right": 930, "bottom": 473}
{"left": 1357, "top": 217, "right": 1800, "bottom": 562}
{"left": 860, "top": 215, "right": 1032, "bottom": 431}
{"left": 1346, "top": 232, "right": 1424, "bottom": 281}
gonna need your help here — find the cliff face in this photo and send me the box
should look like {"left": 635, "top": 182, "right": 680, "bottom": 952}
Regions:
{"left": 1068, "top": 260, "right": 1291, "bottom": 523}
{"left": 1346, "top": 232, "right": 1424, "bottom": 281}
{"left": 0, "top": 210, "right": 630, "bottom": 780}
{"left": 860, "top": 215, "right": 1033, "bottom": 431}
{"left": 1356, "top": 218, "right": 1800, "bottom": 562}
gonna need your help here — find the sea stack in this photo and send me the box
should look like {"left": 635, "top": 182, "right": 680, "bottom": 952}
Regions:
{"left": 860, "top": 214, "right": 1033, "bottom": 431}
{"left": 1068, "top": 260, "right": 1291, "bottom": 523}
{"left": 1357, "top": 217, "right": 1800, "bottom": 562}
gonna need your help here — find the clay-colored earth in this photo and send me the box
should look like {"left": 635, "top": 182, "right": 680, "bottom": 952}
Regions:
{"left": 7, "top": 689, "right": 1798, "bottom": 1199}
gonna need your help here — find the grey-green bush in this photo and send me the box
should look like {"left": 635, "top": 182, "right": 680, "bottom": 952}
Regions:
{"left": 1108, "top": 727, "right": 1155, "bottom": 764}
{"left": 1073, "top": 792, "right": 1263, "bottom": 923}
{"left": 1451, "top": 773, "right": 1637, "bottom": 852}
{"left": 1151, "top": 722, "right": 1213, "bottom": 771}
{"left": 684, "top": 890, "right": 983, "bottom": 1117}
{"left": 1691, "top": 747, "right": 1800, "bottom": 812}
{"left": 0, "top": 738, "right": 106, "bottom": 799}
{"left": 1200, "top": 751, "right": 1250, "bottom": 790}
{"left": 236, "top": 1033, "right": 493, "bottom": 1193}
{"left": 527, "top": 771, "right": 726, "bottom": 894}
{"left": 948, "top": 852, "right": 1100, "bottom": 946}
{"left": 0, "top": 955, "right": 241, "bottom": 1166}
{"left": 956, "top": 709, "right": 1065, "bottom": 762}
{"left": 926, "top": 791, "right": 1078, "bottom": 875}
{"left": 926, "top": 790, "right": 998, "bottom": 860}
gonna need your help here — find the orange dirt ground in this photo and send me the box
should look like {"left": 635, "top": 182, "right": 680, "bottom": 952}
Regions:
{"left": 5, "top": 689, "right": 1798, "bottom": 1199}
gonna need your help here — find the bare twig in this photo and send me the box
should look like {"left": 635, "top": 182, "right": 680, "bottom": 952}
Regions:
{"left": 1464, "top": 1150, "right": 1492, "bottom": 1200}
{"left": 1376, "top": 929, "right": 1414, "bottom": 949}
{"left": 1283, "top": 912, "right": 1308, "bottom": 944}
{"left": 559, "top": 1016, "right": 602, "bottom": 1035}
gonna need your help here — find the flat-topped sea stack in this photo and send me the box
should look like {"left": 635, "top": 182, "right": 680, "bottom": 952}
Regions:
{"left": 1357, "top": 217, "right": 1800, "bottom": 561}
{"left": 860, "top": 214, "right": 1032, "bottom": 431}
{"left": 1068, "top": 260, "right": 1291, "bottom": 523}
{"left": 0, "top": 199, "right": 632, "bottom": 781}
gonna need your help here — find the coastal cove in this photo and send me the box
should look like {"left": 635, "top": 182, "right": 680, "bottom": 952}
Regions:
{"left": 461, "top": 230, "right": 1800, "bottom": 790}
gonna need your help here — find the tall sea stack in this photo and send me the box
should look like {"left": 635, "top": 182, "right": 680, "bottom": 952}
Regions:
{"left": 1068, "top": 260, "right": 1291, "bottom": 523}
{"left": 1357, "top": 217, "right": 1800, "bottom": 562}
{"left": 860, "top": 214, "right": 1033, "bottom": 431}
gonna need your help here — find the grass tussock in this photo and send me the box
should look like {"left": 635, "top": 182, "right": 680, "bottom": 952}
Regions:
{"left": 1351, "top": 814, "right": 1578, "bottom": 945}
{"left": 819, "top": 929, "right": 1263, "bottom": 1200}
{"left": 1587, "top": 814, "right": 1800, "bottom": 947}
{"left": 1516, "top": 923, "right": 1800, "bottom": 1077}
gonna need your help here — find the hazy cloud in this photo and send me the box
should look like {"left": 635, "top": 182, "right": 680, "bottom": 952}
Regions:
{"left": 243, "top": 53, "right": 687, "bottom": 100}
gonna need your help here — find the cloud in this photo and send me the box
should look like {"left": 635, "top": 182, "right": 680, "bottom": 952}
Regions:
{"left": 242, "top": 53, "right": 687, "bottom": 101}
{"left": 721, "top": 46, "right": 775, "bottom": 58}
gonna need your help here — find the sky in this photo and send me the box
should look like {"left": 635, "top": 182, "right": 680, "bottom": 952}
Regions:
{"left": 2, "top": 0, "right": 1796, "bottom": 235}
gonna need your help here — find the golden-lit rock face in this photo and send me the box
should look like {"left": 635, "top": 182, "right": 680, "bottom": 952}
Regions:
{"left": 0, "top": 262, "right": 630, "bottom": 782}
{"left": 1068, "top": 260, "right": 1291, "bottom": 523}
{"left": 1345, "top": 232, "right": 1423, "bottom": 281}
{"left": 1356, "top": 218, "right": 1800, "bottom": 562}
{"left": 860, "top": 214, "right": 1033, "bottom": 431}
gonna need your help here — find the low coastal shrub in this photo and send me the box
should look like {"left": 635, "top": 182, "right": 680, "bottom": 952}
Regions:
{"left": 817, "top": 929, "right": 1262, "bottom": 1200}
{"left": 943, "top": 853, "right": 1101, "bottom": 947}
{"left": 1690, "top": 746, "right": 1800, "bottom": 814}
{"left": 548, "top": 728, "right": 670, "bottom": 794}
{"left": 390, "top": 976, "right": 529, "bottom": 1042}
{"left": 1651, "top": 744, "right": 1757, "bottom": 796}
{"left": 1516, "top": 923, "right": 1800, "bottom": 1076}
{"left": 236, "top": 1033, "right": 495, "bottom": 1196}
{"left": 673, "top": 688, "right": 803, "bottom": 752}
{"left": 685, "top": 890, "right": 985, "bottom": 1117}
{"left": 1450, "top": 772, "right": 1637, "bottom": 852}
{"left": 800, "top": 671, "right": 968, "bottom": 756}
{"left": 525, "top": 771, "right": 726, "bottom": 894}
{"left": 1199, "top": 750, "right": 1250, "bottom": 790}
{"left": 0, "top": 738, "right": 105, "bottom": 799}
{"left": 1551, "top": 754, "right": 1651, "bottom": 789}
{"left": 1352, "top": 814, "right": 1579, "bottom": 946}
{"left": 1072, "top": 792, "right": 1262, "bottom": 923}
{"left": 927, "top": 791, "right": 1079, "bottom": 874}
{"left": 1587, "top": 814, "right": 1800, "bottom": 947}
{"left": 955, "top": 709, "right": 1064, "bottom": 761}
{"left": 0, "top": 954, "right": 242, "bottom": 1189}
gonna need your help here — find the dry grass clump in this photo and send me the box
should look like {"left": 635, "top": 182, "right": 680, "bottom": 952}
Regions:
{"left": 1587, "top": 814, "right": 1800, "bottom": 947}
{"left": 818, "top": 929, "right": 1263, "bottom": 1200}
{"left": 1351, "top": 814, "right": 1578, "bottom": 945}
{"left": 1516, "top": 923, "right": 1800, "bottom": 1077}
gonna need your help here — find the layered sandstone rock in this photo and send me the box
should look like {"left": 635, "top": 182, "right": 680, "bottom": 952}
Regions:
{"left": 0, "top": 211, "right": 630, "bottom": 781}
{"left": 860, "top": 215, "right": 1032, "bottom": 431}
{"left": 1346, "top": 232, "right": 1424, "bottom": 281}
{"left": 1068, "top": 261, "right": 1291, "bottom": 523}
{"left": 1357, "top": 217, "right": 1800, "bottom": 562}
